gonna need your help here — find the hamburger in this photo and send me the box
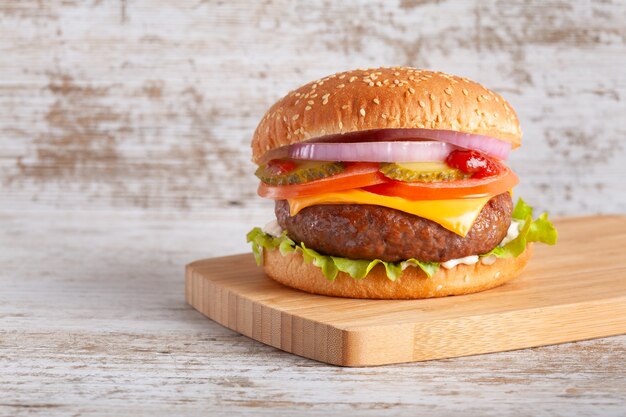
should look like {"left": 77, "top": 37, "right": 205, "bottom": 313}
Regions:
{"left": 247, "top": 67, "right": 557, "bottom": 299}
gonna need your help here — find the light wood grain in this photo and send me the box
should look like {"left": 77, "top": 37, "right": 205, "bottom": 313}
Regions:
{"left": 186, "top": 216, "right": 626, "bottom": 366}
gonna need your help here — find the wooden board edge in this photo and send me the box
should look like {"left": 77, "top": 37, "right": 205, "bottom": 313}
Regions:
{"left": 185, "top": 264, "right": 348, "bottom": 365}
{"left": 185, "top": 261, "right": 626, "bottom": 367}
{"left": 341, "top": 296, "right": 626, "bottom": 366}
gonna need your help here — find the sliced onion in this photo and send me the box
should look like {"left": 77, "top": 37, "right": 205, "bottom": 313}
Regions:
{"left": 302, "top": 128, "right": 512, "bottom": 160}
{"left": 289, "top": 141, "right": 456, "bottom": 162}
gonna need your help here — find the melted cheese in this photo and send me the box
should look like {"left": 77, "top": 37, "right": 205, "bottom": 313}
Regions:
{"left": 288, "top": 190, "right": 491, "bottom": 237}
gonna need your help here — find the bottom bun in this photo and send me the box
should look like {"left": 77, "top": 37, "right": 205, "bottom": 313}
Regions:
{"left": 262, "top": 245, "right": 533, "bottom": 299}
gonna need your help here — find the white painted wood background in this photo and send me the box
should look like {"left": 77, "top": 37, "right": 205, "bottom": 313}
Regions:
{"left": 1, "top": 1, "right": 625, "bottom": 415}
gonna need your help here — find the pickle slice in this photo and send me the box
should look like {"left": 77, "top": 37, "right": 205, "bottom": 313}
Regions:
{"left": 255, "top": 160, "right": 345, "bottom": 186}
{"left": 379, "top": 162, "right": 466, "bottom": 183}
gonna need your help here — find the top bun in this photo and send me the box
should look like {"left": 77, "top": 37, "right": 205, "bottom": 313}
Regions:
{"left": 251, "top": 67, "right": 521, "bottom": 163}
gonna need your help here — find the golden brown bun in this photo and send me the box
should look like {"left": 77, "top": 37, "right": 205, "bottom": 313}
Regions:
{"left": 262, "top": 244, "right": 532, "bottom": 299}
{"left": 252, "top": 67, "right": 521, "bottom": 163}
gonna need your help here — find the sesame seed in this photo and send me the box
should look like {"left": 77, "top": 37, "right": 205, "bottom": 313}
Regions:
{"left": 307, "top": 100, "right": 314, "bottom": 105}
{"left": 481, "top": 94, "right": 490, "bottom": 100}
{"left": 381, "top": 114, "right": 387, "bottom": 119}
{"left": 393, "top": 79, "right": 400, "bottom": 84}
{"left": 445, "top": 101, "right": 452, "bottom": 108}
{"left": 408, "top": 75, "right": 415, "bottom": 81}
{"left": 409, "top": 87, "right": 415, "bottom": 94}
{"left": 338, "top": 74, "right": 346, "bottom": 79}
{"left": 416, "top": 122, "right": 425, "bottom": 128}
{"left": 311, "top": 83, "right": 317, "bottom": 89}
{"left": 292, "top": 114, "right": 299, "bottom": 121}
{"left": 337, "top": 84, "right": 345, "bottom": 88}
{"left": 394, "top": 71, "right": 400, "bottom": 76}
{"left": 338, "top": 121, "right": 343, "bottom": 129}
{"left": 318, "top": 81, "right": 324, "bottom": 86}
{"left": 495, "top": 272, "right": 501, "bottom": 279}
{"left": 464, "top": 275, "right": 470, "bottom": 283}
{"left": 369, "top": 82, "right": 374, "bottom": 86}
{"left": 418, "top": 100, "right": 426, "bottom": 108}
{"left": 310, "top": 94, "right": 318, "bottom": 98}
{"left": 341, "top": 104, "right": 349, "bottom": 110}
{"left": 376, "top": 81, "right": 382, "bottom": 86}
{"left": 322, "top": 93, "right": 330, "bottom": 99}
{"left": 295, "top": 92, "right": 301, "bottom": 97}
{"left": 322, "top": 98, "right": 329, "bottom": 105}
{"left": 305, "top": 105, "right": 312, "bottom": 111}
{"left": 373, "top": 98, "right": 380, "bottom": 104}
{"left": 283, "top": 116, "right": 287, "bottom": 122}
{"left": 462, "top": 89, "right": 469, "bottom": 96}
{"left": 436, "top": 284, "right": 443, "bottom": 291}
{"left": 444, "top": 87, "right": 453, "bottom": 95}
{"left": 359, "top": 108, "right": 366, "bottom": 117}
{"left": 349, "top": 76, "right": 357, "bottom": 83}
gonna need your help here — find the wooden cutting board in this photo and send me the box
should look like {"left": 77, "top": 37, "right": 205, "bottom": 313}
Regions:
{"left": 185, "top": 216, "right": 626, "bottom": 366}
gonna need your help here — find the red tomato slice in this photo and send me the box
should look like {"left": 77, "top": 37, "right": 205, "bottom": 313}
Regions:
{"left": 258, "top": 163, "right": 385, "bottom": 199}
{"left": 363, "top": 168, "right": 519, "bottom": 200}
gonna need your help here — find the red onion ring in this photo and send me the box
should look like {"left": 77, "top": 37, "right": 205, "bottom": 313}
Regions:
{"left": 306, "top": 129, "right": 511, "bottom": 160}
{"left": 258, "top": 128, "right": 512, "bottom": 164}
{"left": 289, "top": 141, "right": 456, "bottom": 162}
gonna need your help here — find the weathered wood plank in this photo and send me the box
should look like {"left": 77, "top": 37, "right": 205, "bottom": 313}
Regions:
{"left": 0, "top": 0, "right": 625, "bottom": 214}
{"left": 1, "top": 0, "right": 625, "bottom": 415}
{"left": 1, "top": 211, "right": 625, "bottom": 416}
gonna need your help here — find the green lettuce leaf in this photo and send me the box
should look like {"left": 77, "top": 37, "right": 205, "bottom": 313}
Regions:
{"left": 246, "top": 227, "right": 438, "bottom": 281}
{"left": 486, "top": 198, "right": 558, "bottom": 259}
{"left": 247, "top": 198, "right": 557, "bottom": 281}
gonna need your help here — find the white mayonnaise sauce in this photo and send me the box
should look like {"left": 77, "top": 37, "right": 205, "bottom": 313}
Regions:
{"left": 499, "top": 220, "right": 521, "bottom": 247}
{"left": 441, "top": 221, "right": 521, "bottom": 269}
{"left": 262, "top": 219, "right": 284, "bottom": 237}
{"left": 481, "top": 255, "right": 497, "bottom": 265}
{"left": 441, "top": 255, "right": 479, "bottom": 270}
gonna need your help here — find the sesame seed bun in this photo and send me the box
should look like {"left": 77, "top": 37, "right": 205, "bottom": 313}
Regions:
{"left": 262, "top": 244, "right": 532, "bottom": 299}
{"left": 252, "top": 67, "right": 522, "bottom": 163}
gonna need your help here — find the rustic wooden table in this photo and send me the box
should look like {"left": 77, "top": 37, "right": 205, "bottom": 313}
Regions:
{"left": 1, "top": 1, "right": 625, "bottom": 415}
{"left": 2, "top": 211, "right": 625, "bottom": 416}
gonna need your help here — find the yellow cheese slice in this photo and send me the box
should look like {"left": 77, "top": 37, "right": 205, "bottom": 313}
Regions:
{"left": 288, "top": 190, "right": 491, "bottom": 237}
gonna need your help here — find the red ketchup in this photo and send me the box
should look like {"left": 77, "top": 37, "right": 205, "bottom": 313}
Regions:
{"left": 266, "top": 159, "right": 297, "bottom": 175}
{"left": 445, "top": 150, "right": 503, "bottom": 179}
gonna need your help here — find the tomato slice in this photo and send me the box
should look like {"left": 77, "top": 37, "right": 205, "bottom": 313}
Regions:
{"left": 258, "top": 162, "right": 385, "bottom": 199}
{"left": 363, "top": 168, "right": 519, "bottom": 200}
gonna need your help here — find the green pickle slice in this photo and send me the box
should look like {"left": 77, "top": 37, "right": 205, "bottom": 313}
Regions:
{"left": 379, "top": 162, "right": 467, "bottom": 183}
{"left": 255, "top": 160, "right": 345, "bottom": 186}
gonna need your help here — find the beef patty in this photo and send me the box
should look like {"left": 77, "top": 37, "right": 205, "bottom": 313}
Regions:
{"left": 275, "top": 192, "right": 513, "bottom": 262}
